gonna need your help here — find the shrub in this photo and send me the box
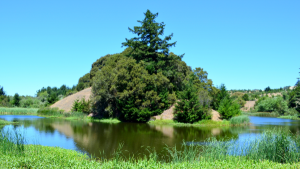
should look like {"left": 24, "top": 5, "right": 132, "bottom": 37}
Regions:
{"left": 71, "top": 98, "right": 91, "bottom": 114}
{"left": 255, "top": 97, "right": 288, "bottom": 115}
{"left": 174, "top": 83, "right": 204, "bottom": 123}
{"left": 218, "top": 96, "right": 241, "bottom": 119}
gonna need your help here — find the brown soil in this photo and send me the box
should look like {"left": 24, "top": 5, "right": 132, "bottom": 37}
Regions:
{"left": 242, "top": 101, "right": 256, "bottom": 111}
{"left": 153, "top": 104, "right": 222, "bottom": 122}
{"left": 153, "top": 104, "right": 175, "bottom": 120}
{"left": 50, "top": 87, "right": 92, "bottom": 112}
{"left": 211, "top": 109, "right": 221, "bottom": 121}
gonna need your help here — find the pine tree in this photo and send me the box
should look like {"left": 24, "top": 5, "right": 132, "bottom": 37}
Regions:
{"left": 174, "top": 82, "right": 204, "bottom": 123}
{"left": 12, "top": 93, "right": 21, "bottom": 107}
{"left": 122, "top": 10, "right": 178, "bottom": 63}
{"left": 218, "top": 95, "right": 241, "bottom": 119}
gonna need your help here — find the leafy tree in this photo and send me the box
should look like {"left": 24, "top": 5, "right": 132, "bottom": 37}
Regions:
{"left": 212, "top": 84, "right": 229, "bottom": 110}
{"left": 256, "top": 97, "right": 288, "bottom": 114}
{"left": 218, "top": 95, "right": 241, "bottom": 119}
{"left": 265, "top": 86, "right": 271, "bottom": 92}
{"left": 78, "top": 73, "right": 91, "bottom": 88}
{"left": 76, "top": 82, "right": 85, "bottom": 91}
{"left": 47, "top": 92, "right": 58, "bottom": 104}
{"left": 92, "top": 55, "right": 174, "bottom": 122}
{"left": 242, "top": 94, "right": 249, "bottom": 101}
{"left": 0, "top": 86, "right": 5, "bottom": 96}
{"left": 12, "top": 93, "right": 21, "bottom": 107}
{"left": 174, "top": 82, "right": 204, "bottom": 123}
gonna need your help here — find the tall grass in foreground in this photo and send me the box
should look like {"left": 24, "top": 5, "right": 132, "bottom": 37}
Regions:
{"left": 0, "top": 128, "right": 25, "bottom": 156}
{"left": 1, "top": 128, "right": 300, "bottom": 168}
{"left": 201, "top": 128, "right": 300, "bottom": 163}
{"left": 229, "top": 115, "right": 250, "bottom": 125}
{"left": 0, "top": 107, "right": 38, "bottom": 115}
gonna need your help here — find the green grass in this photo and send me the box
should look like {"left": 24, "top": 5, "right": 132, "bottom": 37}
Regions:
{"left": 278, "top": 116, "right": 300, "bottom": 120}
{"left": 0, "top": 119, "right": 18, "bottom": 126}
{"left": 242, "top": 111, "right": 279, "bottom": 117}
{"left": 229, "top": 115, "right": 250, "bottom": 125}
{"left": 148, "top": 117, "right": 248, "bottom": 127}
{"left": 1, "top": 128, "right": 300, "bottom": 168}
{"left": 0, "top": 107, "right": 38, "bottom": 115}
{"left": 94, "top": 118, "right": 121, "bottom": 123}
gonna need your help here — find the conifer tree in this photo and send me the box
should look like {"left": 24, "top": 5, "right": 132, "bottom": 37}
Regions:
{"left": 122, "top": 10, "right": 178, "bottom": 63}
{"left": 12, "top": 93, "right": 21, "bottom": 107}
{"left": 174, "top": 78, "right": 204, "bottom": 123}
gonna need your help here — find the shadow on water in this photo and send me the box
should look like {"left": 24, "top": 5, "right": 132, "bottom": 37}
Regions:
{"left": 1, "top": 115, "right": 300, "bottom": 159}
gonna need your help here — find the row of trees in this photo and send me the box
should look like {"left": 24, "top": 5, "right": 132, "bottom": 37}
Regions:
{"left": 0, "top": 86, "right": 22, "bottom": 107}
{"left": 36, "top": 85, "right": 77, "bottom": 105}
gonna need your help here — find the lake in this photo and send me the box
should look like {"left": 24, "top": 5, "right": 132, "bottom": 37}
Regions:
{"left": 1, "top": 115, "right": 300, "bottom": 159}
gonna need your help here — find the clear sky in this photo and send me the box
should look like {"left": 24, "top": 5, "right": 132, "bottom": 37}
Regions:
{"left": 1, "top": 0, "right": 299, "bottom": 96}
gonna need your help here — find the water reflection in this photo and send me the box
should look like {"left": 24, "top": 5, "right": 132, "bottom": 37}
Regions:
{"left": 0, "top": 115, "right": 300, "bottom": 159}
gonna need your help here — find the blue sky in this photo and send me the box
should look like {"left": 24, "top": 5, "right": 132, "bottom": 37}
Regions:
{"left": 1, "top": 0, "right": 299, "bottom": 96}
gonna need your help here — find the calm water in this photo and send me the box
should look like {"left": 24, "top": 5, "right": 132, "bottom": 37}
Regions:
{"left": 1, "top": 115, "right": 300, "bottom": 158}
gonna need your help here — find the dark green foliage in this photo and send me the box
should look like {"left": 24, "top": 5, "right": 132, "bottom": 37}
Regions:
{"left": 242, "top": 94, "right": 249, "bottom": 101}
{"left": 265, "top": 86, "right": 271, "bottom": 92}
{"left": 76, "top": 82, "right": 85, "bottom": 91}
{"left": 212, "top": 84, "right": 228, "bottom": 110}
{"left": 92, "top": 55, "right": 174, "bottom": 122}
{"left": 36, "top": 85, "right": 77, "bottom": 105}
{"left": 72, "top": 98, "right": 91, "bottom": 114}
{"left": 255, "top": 97, "right": 288, "bottom": 114}
{"left": 174, "top": 82, "right": 204, "bottom": 123}
{"left": 90, "top": 10, "right": 216, "bottom": 123}
{"left": 78, "top": 73, "right": 91, "bottom": 88}
{"left": 0, "top": 86, "right": 5, "bottom": 96}
{"left": 218, "top": 95, "right": 241, "bottom": 119}
{"left": 47, "top": 92, "right": 58, "bottom": 104}
{"left": 289, "top": 85, "right": 300, "bottom": 113}
{"left": 12, "top": 93, "right": 21, "bottom": 107}
{"left": 122, "top": 10, "right": 178, "bottom": 64}
{"left": 0, "top": 86, "right": 11, "bottom": 107}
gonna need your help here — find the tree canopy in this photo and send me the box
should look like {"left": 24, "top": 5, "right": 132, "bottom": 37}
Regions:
{"left": 89, "top": 10, "right": 217, "bottom": 122}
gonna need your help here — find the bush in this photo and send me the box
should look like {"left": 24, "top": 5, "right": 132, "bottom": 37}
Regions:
{"left": 218, "top": 96, "right": 241, "bottom": 119}
{"left": 284, "top": 108, "right": 299, "bottom": 116}
{"left": 255, "top": 97, "right": 288, "bottom": 115}
{"left": 71, "top": 98, "right": 91, "bottom": 114}
{"left": 174, "top": 83, "right": 204, "bottom": 123}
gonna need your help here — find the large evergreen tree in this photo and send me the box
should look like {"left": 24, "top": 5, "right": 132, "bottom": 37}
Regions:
{"left": 122, "top": 10, "right": 179, "bottom": 64}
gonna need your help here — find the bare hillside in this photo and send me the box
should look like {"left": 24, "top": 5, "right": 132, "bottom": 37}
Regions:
{"left": 50, "top": 87, "right": 92, "bottom": 112}
{"left": 242, "top": 101, "right": 256, "bottom": 111}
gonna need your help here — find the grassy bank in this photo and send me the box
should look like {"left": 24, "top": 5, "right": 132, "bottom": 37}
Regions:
{"left": 0, "top": 107, "right": 38, "bottom": 115}
{"left": 278, "top": 116, "right": 300, "bottom": 120}
{"left": 242, "top": 111, "right": 279, "bottom": 117}
{"left": 1, "top": 128, "right": 300, "bottom": 168}
{"left": 148, "top": 115, "right": 249, "bottom": 126}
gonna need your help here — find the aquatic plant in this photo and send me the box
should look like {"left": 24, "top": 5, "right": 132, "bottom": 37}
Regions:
{"left": 0, "top": 107, "right": 38, "bottom": 115}
{"left": 229, "top": 115, "right": 250, "bottom": 125}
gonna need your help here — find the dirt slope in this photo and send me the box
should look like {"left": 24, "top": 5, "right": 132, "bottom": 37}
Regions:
{"left": 50, "top": 87, "right": 92, "bottom": 112}
{"left": 242, "top": 101, "right": 256, "bottom": 111}
{"left": 153, "top": 104, "right": 175, "bottom": 120}
{"left": 153, "top": 104, "right": 222, "bottom": 121}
